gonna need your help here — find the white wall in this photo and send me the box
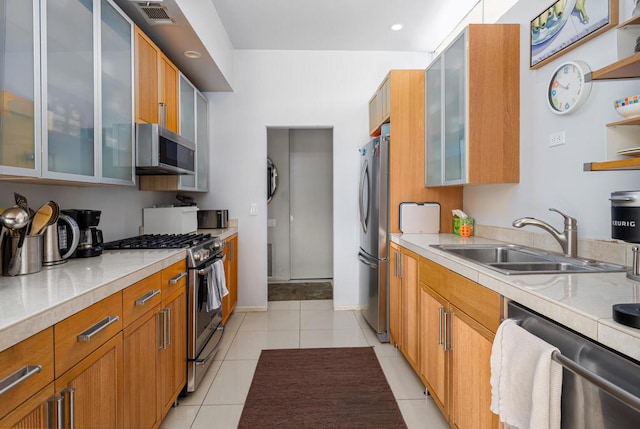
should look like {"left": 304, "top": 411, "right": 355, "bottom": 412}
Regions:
{"left": 267, "top": 128, "right": 291, "bottom": 280}
{"left": 464, "top": 0, "right": 640, "bottom": 240}
{"left": 0, "top": 183, "right": 171, "bottom": 242}
{"left": 201, "top": 50, "right": 429, "bottom": 309}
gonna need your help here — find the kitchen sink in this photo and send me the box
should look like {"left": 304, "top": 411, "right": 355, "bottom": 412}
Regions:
{"left": 430, "top": 244, "right": 627, "bottom": 275}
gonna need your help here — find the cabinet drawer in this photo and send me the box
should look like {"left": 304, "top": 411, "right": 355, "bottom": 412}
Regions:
{"left": 162, "top": 259, "right": 187, "bottom": 299}
{"left": 448, "top": 271, "right": 501, "bottom": 333}
{"left": 54, "top": 293, "right": 123, "bottom": 378}
{"left": 0, "top": 328, "right": 54, "bottom": 418}
{"left": 123, "top": 272, "right": 162, "bottom": 326}
{"left": 419, "top": 257, "right": 449, "bottom": 300}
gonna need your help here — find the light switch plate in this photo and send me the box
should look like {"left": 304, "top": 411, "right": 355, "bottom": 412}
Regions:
{"left": 250, "top": 203, "right": 257, "bottom": 216}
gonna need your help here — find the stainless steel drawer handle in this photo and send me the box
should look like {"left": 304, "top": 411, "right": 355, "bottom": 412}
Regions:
{"left": 135, "top": 289, "right": 161, "bottom": 306}
{"left": 77, "top": 316, "right": 119, "bottom": 342}
{"left": 0, "top": 365, "right": 42, "bottom": 395}
{"left": 169, "top": 272, "right": 187, "bottom": 284}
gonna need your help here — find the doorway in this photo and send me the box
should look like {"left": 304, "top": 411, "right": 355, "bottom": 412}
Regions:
{"left": 267, "top": 128, "right": 333, "bottom": 297}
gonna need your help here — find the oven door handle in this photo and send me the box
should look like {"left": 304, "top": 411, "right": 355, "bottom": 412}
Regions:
{"left": 197, "top": 256, "right": 225, "bottom": 276}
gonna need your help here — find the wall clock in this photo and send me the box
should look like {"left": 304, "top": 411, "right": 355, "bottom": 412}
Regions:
{"left": 547, "top": 60, "right": 592, "bottom": 115}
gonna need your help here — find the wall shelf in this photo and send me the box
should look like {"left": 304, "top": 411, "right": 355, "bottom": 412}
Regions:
{"left": 591, "top": 52, "right": 640, "bottom": 80}
{"left": 584, "top": 158, "right": 640, "bottom": 171}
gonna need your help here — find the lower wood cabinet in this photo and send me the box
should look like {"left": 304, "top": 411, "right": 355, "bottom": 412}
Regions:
{"left": 0, "top": 383, "right": 55, "bottom": 429}
{"left": 123, "top": 304, "right": 162, "bottom": 429}
{"left": 222, "top": 234, "right": 238, "bottom": 325}
{"left": 123, "top": 265, "right": 187, "bottom": 428}
{"left": 419, "top": 285, "right": 447, "bottom": 416}
{"left": 390, "top": 243, "right": 501, "bottom": 428}
{"left": 450, "top": 309, "right": 497, "bottom": 429}
{"left": 389, "top": 242, "right": 401, "bottom": 346}
{"left": 400, "top": 248, "right": 420, "bottom": 372}
{"left": 54, "top": 333, "right": 124, "bottom": 429}
{"left": 0, "top": 261, "right": 188, "bottom": 429}
{"left": 158, "top": 287, "right": 187, "bottom": 417}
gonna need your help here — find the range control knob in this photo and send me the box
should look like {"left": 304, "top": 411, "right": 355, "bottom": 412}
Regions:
{"left": 193, "top": 249, "right": 204, "bottom": 262}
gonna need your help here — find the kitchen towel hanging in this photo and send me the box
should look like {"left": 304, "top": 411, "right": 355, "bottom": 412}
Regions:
{"left": 490, "top": 318, "right": 563, "bottom": 429}
{"left": 399, "top": 202, "right": 440, "bottom": 233}
{"left": 205, "top": 260, "right": 229, "bottom": 312}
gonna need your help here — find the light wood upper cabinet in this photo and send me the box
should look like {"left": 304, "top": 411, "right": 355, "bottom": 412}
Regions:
{"left": 368, "top": 76, "right": 390, "bottom": 135}
{"left": 369, "top": 70, "right": 463, "bottom": 233}
{"left": 425, "top": 24, "right": 520, "bottom": 186}
{"left": 134, "top": 26, "right": 179, "bottom": 134}
{"left": 159, "top": 53, "right": 179, "bottom": 133}
{"left": 135, "top": 27, "right": 159, "bottom": 126}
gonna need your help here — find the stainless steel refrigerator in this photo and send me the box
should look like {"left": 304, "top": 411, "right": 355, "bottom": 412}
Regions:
{"left": 358, "top": 133, "right": 389, "bottom": 343}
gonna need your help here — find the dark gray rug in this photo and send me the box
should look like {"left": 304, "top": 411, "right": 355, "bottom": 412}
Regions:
{"left": 268, "top": 282, "right": 333, "bottom": 301}
{"left": 238, "top": 347, "right": 406, "bottom": 428}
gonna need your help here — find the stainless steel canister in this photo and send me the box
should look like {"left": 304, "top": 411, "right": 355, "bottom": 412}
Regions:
{"left": 2, "top": 234, "right": 43, "bottom": 276}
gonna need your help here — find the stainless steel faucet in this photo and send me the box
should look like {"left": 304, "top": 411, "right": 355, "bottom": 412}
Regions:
{"left": 512, "top": 208, "right": 578, "bottom": 257}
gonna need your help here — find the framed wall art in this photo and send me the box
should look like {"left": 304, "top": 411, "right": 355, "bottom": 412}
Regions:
{"left": 530, "top": 0, "right": 619, "bottom": 69}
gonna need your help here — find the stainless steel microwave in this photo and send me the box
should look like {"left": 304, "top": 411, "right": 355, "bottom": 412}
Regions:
{"left": 135, "top": 123, "right": 195, "bottom": 175}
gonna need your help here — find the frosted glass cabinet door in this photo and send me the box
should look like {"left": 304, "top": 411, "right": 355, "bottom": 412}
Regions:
{"left": 196, "top": 92, "right": 208, "bottom": 191}
{"left": 45, "top": 0, "right": 95, "bottom": 178}
{"left": 178, "top": 74, "right": 196, "bottom": 189}
{"left": 0, "top": 0, "right": 39, "bottom": 174}
{"left": 425, "top": 57, "right": 442, "bottom": 187}
{"left": 443, "top": 33, "right": 466, "bottom": 184}
{"left": 101, "top": 0, "right": 134, "bottom": 183}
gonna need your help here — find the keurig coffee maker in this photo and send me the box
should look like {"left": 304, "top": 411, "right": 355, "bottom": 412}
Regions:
{"left": 61, "top": 209, "right": 103, "bottom": 257}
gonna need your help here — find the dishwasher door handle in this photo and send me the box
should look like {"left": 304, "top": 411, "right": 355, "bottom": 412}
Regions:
{"left": 550, "top": 350, "right": 640, "bottom": 413}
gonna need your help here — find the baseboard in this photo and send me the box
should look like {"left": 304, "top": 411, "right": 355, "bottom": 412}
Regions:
{"left": 236, "top": 306, "right": 268, "bottom": 312}
{"left": 334, "top": 305, "right": 364, "bottom": 311}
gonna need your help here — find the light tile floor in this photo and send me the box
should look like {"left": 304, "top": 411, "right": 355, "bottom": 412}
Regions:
{"left": 160, "top": 300, "right": 449, "bottom": 429}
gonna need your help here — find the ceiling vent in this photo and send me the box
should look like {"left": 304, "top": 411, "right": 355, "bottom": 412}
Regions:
{"left": 131, "top": 1, "right": 176, "bottom": 25}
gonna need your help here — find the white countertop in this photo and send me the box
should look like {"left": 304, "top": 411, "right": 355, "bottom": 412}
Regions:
{"left": 393, "top": 233, "right": 640, "bottom": 362}
{"left": 198, "top": 227, "right": 238, "bottom": 241}
{"left": 0, "top": 249, "right": 185, "bottom": 353}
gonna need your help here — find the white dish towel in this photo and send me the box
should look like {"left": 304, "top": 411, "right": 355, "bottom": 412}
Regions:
{"left": 490, "top": 318, "right": 563, "bottom": 429}
{"left": 205, "top": 259, "right": 229, "bottom": 312}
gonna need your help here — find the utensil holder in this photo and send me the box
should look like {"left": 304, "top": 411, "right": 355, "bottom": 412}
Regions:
{"left": 2, "top": 234, "right": 43, "bottom": 276}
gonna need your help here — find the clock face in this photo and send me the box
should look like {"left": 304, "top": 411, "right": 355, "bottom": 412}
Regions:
{"left": 548, "top": 62, "right": 591, "bottom": 114}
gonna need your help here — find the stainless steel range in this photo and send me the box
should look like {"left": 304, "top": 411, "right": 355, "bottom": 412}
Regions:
{"left": 104, "top": 233, "right": 225, "bottom": 393}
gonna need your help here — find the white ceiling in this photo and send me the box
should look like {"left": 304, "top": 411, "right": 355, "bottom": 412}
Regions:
{"left": 114, "top": 0, "right": 481, "bottom": 91}
{"left": 210, "top": 0, "right": 481, "bottom": 52}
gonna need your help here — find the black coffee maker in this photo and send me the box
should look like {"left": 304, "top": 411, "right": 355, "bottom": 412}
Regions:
{"left": 61, "top": 210, "right": 103, "bottom": 257}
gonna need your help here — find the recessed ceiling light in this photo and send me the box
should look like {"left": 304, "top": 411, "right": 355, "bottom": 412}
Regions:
{"left": 184, "top": 50, "right": 201, "bottom": 59}
{"left": 390, "top": 24, "right": 403, "bottom": 31}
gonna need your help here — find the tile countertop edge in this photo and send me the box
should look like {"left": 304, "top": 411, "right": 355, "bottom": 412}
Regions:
{"left": 392, "top": 233, "right": 640, "bottom": 362}
{"left": 0, "top": 249, "right": 186, "bottom": 353}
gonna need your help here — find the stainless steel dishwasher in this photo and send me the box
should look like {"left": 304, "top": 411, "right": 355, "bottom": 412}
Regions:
{"left": 508, "top": 301, "right": 640, "bottom": 428}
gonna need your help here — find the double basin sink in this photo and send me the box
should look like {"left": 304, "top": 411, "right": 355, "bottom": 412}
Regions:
{"left": 430, "top": 244, "right": 627, "bottom": 275}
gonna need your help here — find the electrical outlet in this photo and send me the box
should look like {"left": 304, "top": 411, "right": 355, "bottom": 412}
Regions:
{"left": 549, "top": 131, "right": 565, "bottom": 147}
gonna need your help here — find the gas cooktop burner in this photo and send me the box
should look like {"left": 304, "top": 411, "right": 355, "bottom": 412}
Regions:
{"left": 103, "top": 233, "right": 213, "bottom": 250}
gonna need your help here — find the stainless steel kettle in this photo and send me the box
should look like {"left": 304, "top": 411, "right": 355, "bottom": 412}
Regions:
{"left": 42, "top": 213, "right": 80, "bottom": 266}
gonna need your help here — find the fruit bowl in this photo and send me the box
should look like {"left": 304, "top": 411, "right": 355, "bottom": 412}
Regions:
{"left": 614, "top": 96, "right": 640, "bottom": 118}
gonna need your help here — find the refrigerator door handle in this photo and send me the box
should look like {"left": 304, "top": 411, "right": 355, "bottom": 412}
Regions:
{"left": 359, "top": 160, "right": 369, "bottom": 233}
{"left": 358, "top": 253, "right": 378, "bottom": 269}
